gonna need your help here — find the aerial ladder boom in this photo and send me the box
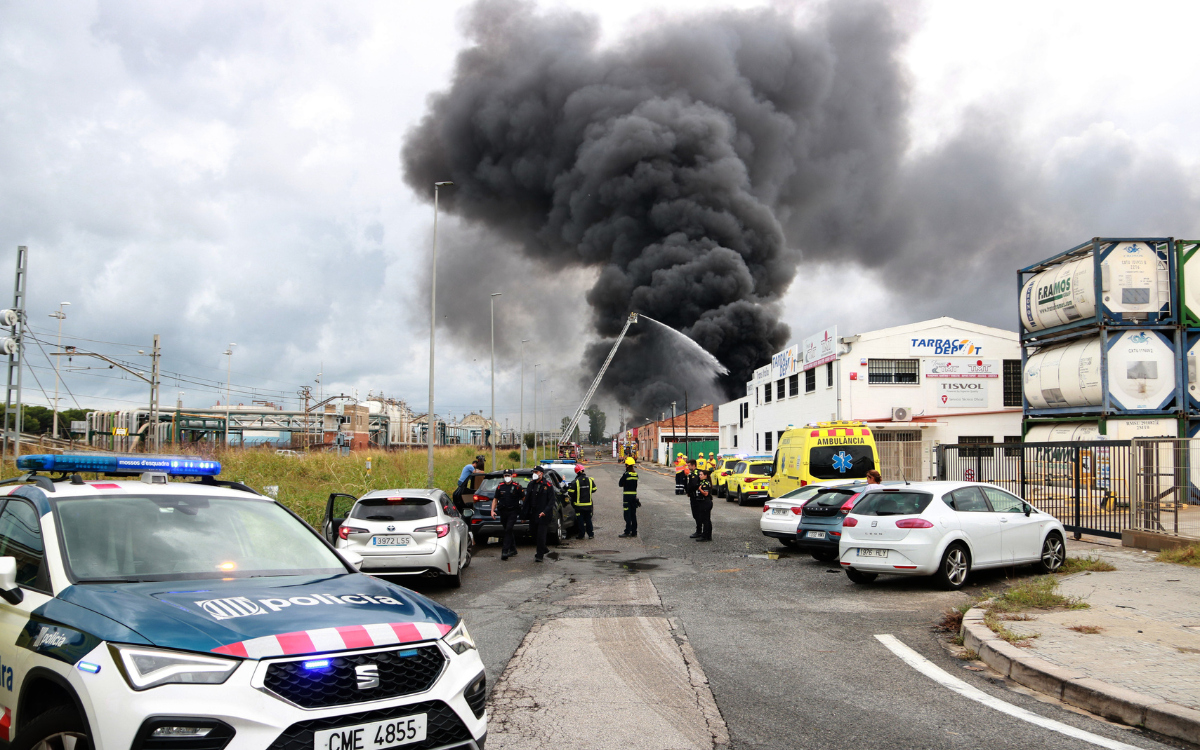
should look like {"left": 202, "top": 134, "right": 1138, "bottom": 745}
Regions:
{"left": 559, "top": 313, "right": 637, "bottom": 450}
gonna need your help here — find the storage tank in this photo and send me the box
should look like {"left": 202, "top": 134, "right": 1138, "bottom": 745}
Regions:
{"left": 1023, "top": 330, "right": 1177, "bottom": 412}
{"left": 1020, "top": 241, "right": 1171, "bottom": 333}
{"left": 1180, "top": 240, "right": 1200, "bottom": 326}
{"left": 1026, "top": 418, "right": 1177, "bottom": 441}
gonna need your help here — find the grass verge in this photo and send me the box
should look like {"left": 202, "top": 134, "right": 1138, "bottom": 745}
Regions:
{"left": 983, "top": 610, "right": 1039, "bottom": 646}
{"left": 984, "top": 576, "right": 1089, "bottom": 614}
{"left": 1156, "top": 545, "right": 1200, "bottom": 568}
{"left": 1057, "top": 555, "right": 1117, "bottom": 574}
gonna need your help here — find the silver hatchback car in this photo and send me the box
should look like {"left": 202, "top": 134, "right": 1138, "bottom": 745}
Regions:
{"left": 323, "top": 488, "right": 472, "bottom": 586}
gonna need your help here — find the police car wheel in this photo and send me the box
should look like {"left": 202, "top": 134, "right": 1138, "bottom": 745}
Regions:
{"left": 12, "top": 706, "right": 90, "bottom": 750}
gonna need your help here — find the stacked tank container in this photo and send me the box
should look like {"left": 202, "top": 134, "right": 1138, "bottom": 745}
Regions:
{"left": 1176, "top": 241, "right": 1200, "bottom": 436}
{"left": 1018, "top": 237, "right": 1184, "bottom": 438}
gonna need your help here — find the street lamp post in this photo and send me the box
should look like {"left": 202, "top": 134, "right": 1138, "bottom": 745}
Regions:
{"left": 224, "top": 344, "right": 236, "bottom": 447}
{"left": 532, "top": 364, "right": 541, "bottom": 462}
{"left": 489, "top": 292, "right": 501, "bottom": 469}
{"left": 428, "top": 180, "right": 454, "bottom": 488}
{"left": 519, "top": 339, "right": 529, "bottom": 467}
{"left": 48, "top": 302, "right": 70, "bottom": 439}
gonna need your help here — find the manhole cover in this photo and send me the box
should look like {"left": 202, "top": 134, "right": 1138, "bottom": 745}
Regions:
{"left": 590, "top": 550, "right": 619, "bottom": 554}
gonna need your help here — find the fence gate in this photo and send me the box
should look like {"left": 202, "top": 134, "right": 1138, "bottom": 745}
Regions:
{"left": 876, "top": 440, "right": 930, "bottom": 482}
{"left": 1127, "top": 439, "right": 1200, "bottom": 540}
{"left": 938, "top": 440, "right": 1135, "bottom": 539}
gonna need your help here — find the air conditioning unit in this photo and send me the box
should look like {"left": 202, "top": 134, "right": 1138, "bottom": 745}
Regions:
{"left": 892, "top": 406, "right": 913, "bottom": 422}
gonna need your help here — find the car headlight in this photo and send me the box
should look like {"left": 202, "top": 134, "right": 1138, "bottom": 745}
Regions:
{"left": 443, "top": 619, "right": 476, "bottom": 655}
{"left": 109, "top": 644, "right": 239, "bottom": 690}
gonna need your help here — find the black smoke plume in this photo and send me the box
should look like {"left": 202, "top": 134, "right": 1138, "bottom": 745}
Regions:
{"left": 402, "top": 0, "right": 907, "bottom": 417}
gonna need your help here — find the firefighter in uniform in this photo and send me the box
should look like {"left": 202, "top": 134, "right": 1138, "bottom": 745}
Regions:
{"left": 694, "top": 468, "right": 713, "bottom": 541}
{"left": 686, "top": 460, "right": 702, "bottom": 538}
{"left": 490, "top": 468, "right": 525, "bottom": 560}
{"left": 567, "top": 464, "right": 596, "bottom": 539}
{"left": 674, "top": 453, "right": 687, "bottom": 495}
{"left": 527, "top": 465, "right": 557, "bottom": 562}
{"left": 618, "top": 457, "right": 639, "bottom": 538}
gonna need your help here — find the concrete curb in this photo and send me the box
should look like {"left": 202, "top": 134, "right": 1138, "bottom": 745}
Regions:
{"left": 960, "top": 606, "right": 1200, "bottom": 744}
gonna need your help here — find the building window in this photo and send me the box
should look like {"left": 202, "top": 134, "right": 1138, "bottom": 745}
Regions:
{"left": 1003, "top": 360, "right": 1022, "bottom": 407}
{"left": 868, "top": 359, "right": 919, "bottom": 384}
{"left": 788, "top": 374, "right": 799, "bottom": 397}
{"left": 777, "top": 430, "right": 785, "bottom": 444}
{"left": 764, "top": 384, "right": 772, "bottom": 403}
{"left": 764, "top": 432, "right": 773, "bottom": 451}
{"left": 959, "top": 435, "right": 995, "bottom": 459}
{"left": 776, "top": 380, "right": 785, "bottom": 400}
{"left": 826, "top": 362, "right": 833, "bottom": 387}
{"left": 733, "top": 434, "right": 738, "bottom": 448}
{"left": 1003, "top": 435, "right": 1022, "bottom": 458}
{"left": 805, "top": 368, "right": 816, "bottom": 393}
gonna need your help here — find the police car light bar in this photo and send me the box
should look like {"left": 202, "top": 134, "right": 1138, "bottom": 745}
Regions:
{"left": 15, "top": 454, "right": 221, "bottom": 477}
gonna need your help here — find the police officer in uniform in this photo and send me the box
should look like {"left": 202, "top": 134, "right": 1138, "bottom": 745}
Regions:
{"left": 490, "top": 468, "right": 524, "bottom": 560}
{"left": 618, "top": 457, "right": 639, "bottom": 538}
{"left": 526, "top": 465, "right": 557, "bottom": 562}
{"left": 694, "top": 468, "right": 713, "bottom": 541}
{"left": 567, "top": 464, "right": 596, "bottom": 539}
{"left": 686, "top": 460, "right": 702, "bottom": 538}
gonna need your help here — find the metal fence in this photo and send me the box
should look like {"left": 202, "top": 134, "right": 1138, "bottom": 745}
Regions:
{"left": 877, "top": 440, "right": 932, "bottom": 482}
{"left": 938, "top": 439, "right": 1200, "bottom": 541}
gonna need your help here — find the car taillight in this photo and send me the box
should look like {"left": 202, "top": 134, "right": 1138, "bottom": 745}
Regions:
{"left": 842, "top": 517, "right": 858, "bottom": 527}
{"left": 840, "top": 493, "right": 862, "bottom": 513}
{"left": 473, "top": 494, "right": 486, "bottom": 502}
{"left": 895, "top": 518, "right": 934, "bottom": 529}
{"left": 762, "top": 505, "right": 770, "bottom": 513}
{"left": 339, "top": 526, "right": 367, "bottom": 540}
{"left": 790, "top": 507, "right": 804, "bottom": 515}
{"left": 800, "top": 480, "right": 807, "bottom": 487}
{"left": 415, "top": 524, "right": 450, "bottom": 538}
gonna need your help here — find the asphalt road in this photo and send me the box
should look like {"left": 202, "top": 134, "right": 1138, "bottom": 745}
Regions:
{"left": 396, "top": 463, "right": 1189, "bottom": 750}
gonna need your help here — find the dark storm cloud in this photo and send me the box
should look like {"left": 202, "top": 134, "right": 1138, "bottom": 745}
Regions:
{"left": 402, "top": 0, "right": 908, "bottom": 416}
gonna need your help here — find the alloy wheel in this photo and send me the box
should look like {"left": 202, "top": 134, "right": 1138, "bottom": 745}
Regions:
{"left": 1041, "top": 536, "right": 1065, "bottom": 572}
{"left": 945, "top": 547, "right": 968, "bottom": 586}
{"left": 34, "top": 733, "right": 88, "bottom": 750}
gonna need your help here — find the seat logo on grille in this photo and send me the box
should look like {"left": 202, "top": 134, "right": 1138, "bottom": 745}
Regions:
{"left": 355, "top": 664, "right": 380, "bottom": 690}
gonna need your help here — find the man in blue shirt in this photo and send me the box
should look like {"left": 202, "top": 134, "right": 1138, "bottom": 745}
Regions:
{"left": 452, "top": 455, "right": 486, "bottom": 512}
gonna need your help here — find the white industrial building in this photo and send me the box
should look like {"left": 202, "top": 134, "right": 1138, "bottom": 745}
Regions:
{"left": 718, "top": 317, "right": 1024, "bottom": 480}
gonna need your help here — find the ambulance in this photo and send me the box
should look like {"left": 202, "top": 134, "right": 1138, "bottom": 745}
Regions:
{"left": 767, "top": 421, "right": 881, "bottom": 498}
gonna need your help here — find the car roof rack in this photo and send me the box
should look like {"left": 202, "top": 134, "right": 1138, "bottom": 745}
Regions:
{"left": 190, "top": 475, "right": 263, "bottom": 496}
{"left": 0, "top": 474, "right": 57, "bottom": 493}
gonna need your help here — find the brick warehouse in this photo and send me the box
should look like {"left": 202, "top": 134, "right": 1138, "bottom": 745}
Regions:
{"left": 634, "top": 404, "right": 719, "bottom": 464}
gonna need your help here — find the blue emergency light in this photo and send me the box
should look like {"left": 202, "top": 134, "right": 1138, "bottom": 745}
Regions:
{"left": 15, "top": 454, "right": 222, "bottom": 477}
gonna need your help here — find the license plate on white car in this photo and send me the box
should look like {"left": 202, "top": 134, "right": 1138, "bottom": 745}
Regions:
{"left": 856, "top": 548, "right": 888, "bottom": 558}
{"left": 371, "top": 535, "right": 412, "bottom": 546}
{"left": 313, "top": 713, "right": 426, "bottom": 750}
{"left": 771, "top": 508, "right": 789, "bottom": 515}
{"left": 805, "top": 531, "right": 826, "bottom": 539}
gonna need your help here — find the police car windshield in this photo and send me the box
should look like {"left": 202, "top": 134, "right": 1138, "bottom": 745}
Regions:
{"left": 55, "top": 495, "right": 346, "bottom": 583}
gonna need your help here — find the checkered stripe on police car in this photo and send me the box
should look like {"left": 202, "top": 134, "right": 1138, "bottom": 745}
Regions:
{"left": 211, "top": 621, "right": 453, "bottom": 658}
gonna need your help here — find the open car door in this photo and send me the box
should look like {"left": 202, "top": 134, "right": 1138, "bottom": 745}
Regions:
{"left": 323, "top": 493, "right": 359, "bottom": 543}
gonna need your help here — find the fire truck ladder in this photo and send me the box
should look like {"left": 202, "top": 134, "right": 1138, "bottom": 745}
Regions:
{"left": 559, "top": 312, "right": 637, "bottom": 449}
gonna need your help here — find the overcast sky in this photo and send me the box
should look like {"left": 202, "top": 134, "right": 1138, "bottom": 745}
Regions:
{"left": 2, "top": 0, "right": 1198, "bottom": 430}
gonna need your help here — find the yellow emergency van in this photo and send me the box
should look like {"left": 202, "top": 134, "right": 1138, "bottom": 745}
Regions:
{"left": 767, "top": 421, "right": 881, "bottom": 498}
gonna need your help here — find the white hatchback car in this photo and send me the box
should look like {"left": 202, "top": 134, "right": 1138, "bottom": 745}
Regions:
{"left": 325, "top": 489, "right": 472, "bottom": 587}
{"left": 838, "top": 481, "right": 1066, "bottom": 590}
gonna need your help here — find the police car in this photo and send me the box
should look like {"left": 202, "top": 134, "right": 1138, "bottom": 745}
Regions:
{"left": 0, "top": 454, "right": 487, "bottom": 750}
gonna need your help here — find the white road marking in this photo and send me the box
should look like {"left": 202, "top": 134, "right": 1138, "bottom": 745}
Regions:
{"left": 874, "top": 634, "right": 1144, "bottom": 750}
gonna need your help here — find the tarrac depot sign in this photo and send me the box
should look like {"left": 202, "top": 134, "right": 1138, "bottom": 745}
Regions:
{"left": 803, "top": 327, "right": 838, "bottom": 371}
{"left": 910, "top": 337, "right": 986, "bottom": 356}
{"left": 772, "top": 345, "right": 799, "bottom": 379}
{"left": 922, "top": 359, "right": 1000, "bottom": 378}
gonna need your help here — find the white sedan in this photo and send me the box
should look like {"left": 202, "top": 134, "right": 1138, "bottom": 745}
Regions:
{"left": 325, "top": 488, "right": 472, "bottom": 587}
{"left": 838, "top": 481, "right": 1066, "bottom": 590}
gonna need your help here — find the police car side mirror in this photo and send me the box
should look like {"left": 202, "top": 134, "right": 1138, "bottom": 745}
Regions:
{"left": 338, "top": 549, "right": 364, "bottom": 571}
{"left": 0, "top": 557, "right": 23, "bottom": 605}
